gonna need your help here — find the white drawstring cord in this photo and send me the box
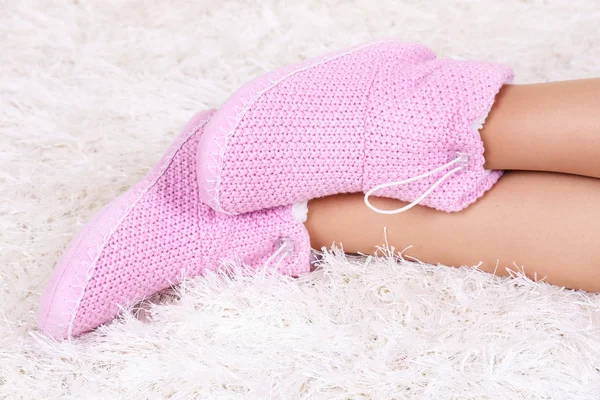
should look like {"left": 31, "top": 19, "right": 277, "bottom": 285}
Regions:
{"left": 364, "top": 154, "right": 468, "bottom": 215}
{"left": 264, "top": 238, "right": 294, "bottom": 273}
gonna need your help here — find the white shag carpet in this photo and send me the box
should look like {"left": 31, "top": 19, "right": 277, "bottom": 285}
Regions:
{"left": 2, "top": 1, "right": 600, "bottom": 398}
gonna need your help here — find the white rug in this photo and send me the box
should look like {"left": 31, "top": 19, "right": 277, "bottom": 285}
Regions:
{"left": 2, "top": 1, "right": 600, "bottom": 398}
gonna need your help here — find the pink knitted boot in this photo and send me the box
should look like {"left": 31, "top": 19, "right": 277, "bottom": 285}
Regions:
{"left": 197, "top": 40, "right": 514, "bottom": 215}
{"left": 38, "top": 109, "right": 311, "bottom": 339}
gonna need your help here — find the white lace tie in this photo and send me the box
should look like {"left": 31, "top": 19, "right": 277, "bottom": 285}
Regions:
{"left": 364, "top": 153, "right": 469, "bottom": 215}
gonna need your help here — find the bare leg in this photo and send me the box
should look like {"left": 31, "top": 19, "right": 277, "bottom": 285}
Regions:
{"left": 305, "top": 171, "right": 600, "bottom": 292}
{"left": 481, "top": 79, "right": 600, "bottom": 178}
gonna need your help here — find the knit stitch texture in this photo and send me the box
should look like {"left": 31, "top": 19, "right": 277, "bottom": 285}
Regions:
{"left": 197, "top": 40, "right": 514, "bottom": 214}
{"left": 38, "top": 109, "right": 311, "bottom": 339}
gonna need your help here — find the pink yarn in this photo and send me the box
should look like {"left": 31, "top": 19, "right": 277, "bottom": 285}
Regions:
{"left": 197, "top": 40, "right": 514, "bottom": 214}
{"left": 38, "top": 109, "right": 311, "bottom": 339}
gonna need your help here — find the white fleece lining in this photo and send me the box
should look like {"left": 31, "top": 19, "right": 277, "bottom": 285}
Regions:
{"left": 291, "top": 201, "right": 309, "bottom": 223}
{"left": 471, "top": 105, "right": 494, "bottom": 174}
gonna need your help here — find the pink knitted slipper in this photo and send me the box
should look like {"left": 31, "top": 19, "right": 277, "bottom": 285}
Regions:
{"left": 38, "top": 109, "right": 311, "bottom": 339}
{"left": 197, "top": 40, "right": 513, "bottom": 215}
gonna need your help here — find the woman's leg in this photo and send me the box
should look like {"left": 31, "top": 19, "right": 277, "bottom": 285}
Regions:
{"left": 481, "top": 79, "right": 600, "bottom": 178}
{"left": 305, "top": 171, "right": 600, "bottom": 292}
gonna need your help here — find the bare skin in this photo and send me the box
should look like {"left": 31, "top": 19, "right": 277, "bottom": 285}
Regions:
{"left": 482, "top": 79, "right": 600, "bottom": 177}
{"left": 304, "top": 79, "right": 600, "bottom": 292}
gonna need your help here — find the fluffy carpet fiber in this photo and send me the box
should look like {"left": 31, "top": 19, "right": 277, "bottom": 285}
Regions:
{"left": 2, "top": 1, "right": 600, "bottom": 398}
